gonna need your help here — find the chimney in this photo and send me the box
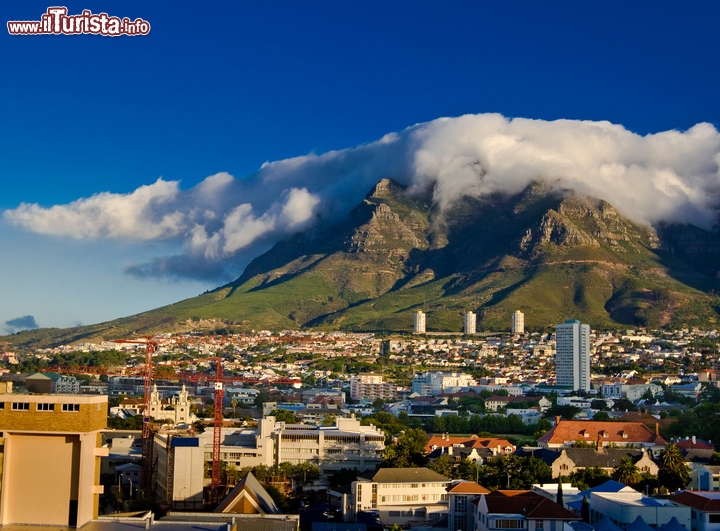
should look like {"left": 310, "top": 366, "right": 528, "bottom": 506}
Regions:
{"left": 655, "top": 423, "right": 659, "bottom": 436}
{"left": 448, "top": 445, "right": 453, "bottom": 456}
{"left": 555, "top": 416, "right": 561, "bottom": 426}
{"left": 693, "top": 436, "right": 697, "bottom": 444}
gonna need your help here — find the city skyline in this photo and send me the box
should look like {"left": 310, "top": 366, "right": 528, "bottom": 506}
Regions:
{"left": 2, "top": 2, "right": 720, "bottom": 333}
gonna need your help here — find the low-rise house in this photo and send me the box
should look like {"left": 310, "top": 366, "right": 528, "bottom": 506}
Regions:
{"left": 25, "top": 372, "right": 80, "bottom": 394}
{"left": 538, "top": 420, "right": 666, "bottom": 451}
{"left": 473, "top": 490, "right": 581, "bottom": 531}
{"left": 426, "top": 434, "right": 516, "bottom": 456}
{"left": 669, "top": 491, "right": 720, "bottom": 531}
{"left": 485, "top": 395, "right": 551, "bottom": 412}
{"left": 548, "top": 447, "right": 658, "bottom": 478}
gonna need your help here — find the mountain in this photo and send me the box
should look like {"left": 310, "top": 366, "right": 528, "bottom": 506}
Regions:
{"left": 6, "top": 179, "right": 720, "bottom": 347}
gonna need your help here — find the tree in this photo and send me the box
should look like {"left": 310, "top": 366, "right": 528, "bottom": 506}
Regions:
{"left": 428, "top": 454, "right": 453, "bottom": 478}
{"left": 591, "top": 399, "right": 608, "bottom": 411}
{"left": 293, "top": 462, "right": 320, "bottom": 485}
{"left": 612, "top": 457, "right": 640, "bottom": 486}
{"left": 383, "top": 428, "right": 428, "bottom": 468}
{"left": 557, "top": 476, "right": 564, "bottom": 506}
{"left": 593, "top": 411, "right": 612, "bottom": 421}
{"left": 581, "top": 495, "right": 590, "bottom": 523}
{"left": 254, "top": 390, "right": 270, "bottom": 407}
{"left": 543, "top": 405, "right": 580, "bottom": 421}
{"left": 270, "top": 408, "right": 299, "bottom": 424}
{"left": 477, "top": 455, "right": 552, "bottom": 490}
{"left": 569, "top": 466, "right": 610, "bottom": 490}
{"left": 658, "top": 443, "right": 690, "bottom": 491}
{"left": 612, "top": 398, "right": 637, "bottom": 412}
{"left": 231, "top": 398, "right": 239, "bottom": 419}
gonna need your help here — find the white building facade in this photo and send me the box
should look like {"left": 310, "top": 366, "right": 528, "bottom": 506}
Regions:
{"left": 414, "top": 311, "right": 426, "bottom": 334}
{"left": 555, "top": 319, "right": 591, "bottom": 391}
{"left": 512, "top": 310, "right": 525, "bottom": 334}
{"left": 464, "top": 312, "right": 477, "bottom": 335}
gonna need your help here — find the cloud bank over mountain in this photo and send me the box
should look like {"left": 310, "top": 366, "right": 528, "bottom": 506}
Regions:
{"left": 3, "top": 315, "right": 39, "bottom": 334}
{"left": 5, "top": 114, "right": 720, "bottom": 280}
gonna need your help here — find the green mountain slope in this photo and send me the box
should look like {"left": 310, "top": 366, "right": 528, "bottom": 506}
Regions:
{"left": 6, "top": 179, "right": 720, "bottom": 347}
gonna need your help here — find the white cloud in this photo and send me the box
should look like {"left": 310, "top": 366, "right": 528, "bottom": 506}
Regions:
{"left": 5, "top": 113, "right": 720, "bottom": 280}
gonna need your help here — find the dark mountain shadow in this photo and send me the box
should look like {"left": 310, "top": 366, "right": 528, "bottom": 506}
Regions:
{"left": 654, "top": 222, "right": 720, "bottom": 293}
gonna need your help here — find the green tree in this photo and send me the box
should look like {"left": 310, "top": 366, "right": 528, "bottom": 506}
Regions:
{"left": 270, "top": 408, "right": 299, "bottom": 424}
{"left": 658, "top": 443, "right": 690, "bottom": 491}
{"left": 383, "top": 428, "right": 429, "bottom": 468}
{"left": 428, "top": 454, "right": 453, "bottom": 478}
{"left": 591, "top": 399, "right": 608, "bottom": 411}
{"left": 231, "top": 398, "right": 239, "bottom": 419}
{"left": 293, "top": 462, "right": 320, "bottom": 485}
{"left": 612, "top": 398, "right": 637, "bottom": 412}
{"left": 569, "top": 466, "right": 610, "bottom": 490}
{"left": 477, "top": 455, "right": 551, "bottom": 490}
{"left": 612, "top": 457, "right": 640, "bottom": 486}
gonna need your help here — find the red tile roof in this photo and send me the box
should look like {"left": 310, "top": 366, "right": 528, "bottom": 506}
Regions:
{"left": 538, "top": 420, "right": 666, "bottom": 446}
{"left": 484, "top": 491, "right": 581, "bottom": 520}
{"left": 448, "top": 482, "right": 490, "bottom": 494}
{"left": 425, "top": 435, "right": 516, "bottom": 453}
{"left": 670, "top": 491, "right": 720, "bottom": 511}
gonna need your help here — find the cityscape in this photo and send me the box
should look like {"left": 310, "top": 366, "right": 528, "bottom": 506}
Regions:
{"left": 1, "top": 310, "right": 720, "bottom": 530}
{"left": 3, "top": 2, "right": 720, "bottom": 531}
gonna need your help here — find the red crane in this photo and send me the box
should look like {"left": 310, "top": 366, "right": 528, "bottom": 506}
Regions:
{"left": 113, "top": 337, "right": 159, "bottom": 489}
{"left": 211, "top": 357, "right": 224, "bottom": 503}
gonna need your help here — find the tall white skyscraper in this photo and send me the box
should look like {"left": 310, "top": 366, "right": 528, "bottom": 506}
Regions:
{"left": 464, "top": 312, "right": 476, "bottom": 335}
{"left": 414, "top": 311, "right": 426, "bottom": 334}
{"left": 512, "top": 310, "right": 524, "bottom": 334}
{"left": 555, "top": 319, "right": 591, "bottom": 391}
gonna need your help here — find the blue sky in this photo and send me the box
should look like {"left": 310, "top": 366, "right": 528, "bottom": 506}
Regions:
{"left": 2, "top": 1, "right": 720, "bottom": 332}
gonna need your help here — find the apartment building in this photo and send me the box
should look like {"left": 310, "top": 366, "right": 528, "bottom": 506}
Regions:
{"left": 153, "top": 415, "right": 385, "bottom": 507}
{"left": 350, "top": 374, "right": 398, "bottom": 401}
{"left": 412, "top": 371, "right": 476, "bottom": 396}
{"left": 352, "top": 468, "right": 451, "bottom": 525}
{"left": 0, "top": 384, "right": 108, "bottom": 527}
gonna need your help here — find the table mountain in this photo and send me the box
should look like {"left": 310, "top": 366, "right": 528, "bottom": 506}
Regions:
{"left": 7, "top": 178, "right": 720, "bottom": 346}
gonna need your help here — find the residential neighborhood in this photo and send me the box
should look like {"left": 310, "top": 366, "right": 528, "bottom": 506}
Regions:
{"left": 2, "top": 324, "right": 720, "bottom": 530}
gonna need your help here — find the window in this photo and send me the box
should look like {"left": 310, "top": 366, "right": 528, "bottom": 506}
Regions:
{"left": 62, "top": 403, "right": 80, "bottom": 412}
{"left": 36, "top": 403, "right": 54, "bottom": 411}
{"left": 11, "top": 402, "right": 29, "bottom": 411}
{"left": 536, "top": 521, "right": 543, "bottom": 530}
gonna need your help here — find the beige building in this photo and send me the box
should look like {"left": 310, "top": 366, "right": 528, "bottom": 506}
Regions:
{"left": 148, "top": 384, "right": 195, "bottom": 424}
{"left": 352, "top": 468, "right": 451, "bottom": 525}
{"left": 349, "top": 374, "right": 398, "bottom": 401}
{"left": 153, "top": 415, "right": 385, "bottom": 508}
{"left": 0, "top": 384, "right": 108, "bottom": 527}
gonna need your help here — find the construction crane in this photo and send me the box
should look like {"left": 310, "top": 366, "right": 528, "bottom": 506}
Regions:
{"left": 113, "top": 336, "right": 159, "bottom": 490}
{"left": 211, "top": 357, "right": 224, "bottom": 504}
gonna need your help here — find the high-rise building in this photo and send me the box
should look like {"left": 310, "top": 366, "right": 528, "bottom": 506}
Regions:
{"left": 555, "top": 319, "right": 591, "bottom": 391}
{"left": 464, "top": 311, "right": 477, "bottom": 335}
{"left": 414, "top": 310, "right": 426, "bottom": 333}
{"left": 0, "top": 384, "right": 108, "bottom": 527}
{"left": 512, "top": 310, "right": 525, "bottom": 334}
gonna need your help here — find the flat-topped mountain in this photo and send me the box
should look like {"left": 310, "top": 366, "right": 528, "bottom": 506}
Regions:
{"left": 6, "top": 179, "right": 720, "bottom": 347}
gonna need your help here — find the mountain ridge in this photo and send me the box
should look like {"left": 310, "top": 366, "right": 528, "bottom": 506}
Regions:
{"left": 5, "top": 179, "right": 720, "bottom": 348}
